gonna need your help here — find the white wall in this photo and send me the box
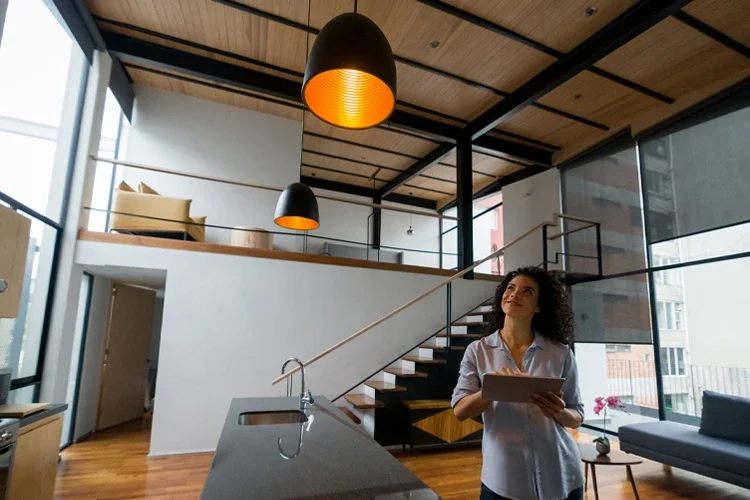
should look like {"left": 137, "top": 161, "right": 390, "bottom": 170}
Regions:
{"left": 73, "top": 275, "right": 111, "bottom": 441}
{"left": 380, "top": 202, "right": 440, "bottom": 268}
{"left": 122, "top": 87, "right": 302, "bottom": 249}
{"left": 502, "top": 169, "right": 562, "bottom": 271}
{"left": 76, "top": 240, "right": 498, "bottom": 456}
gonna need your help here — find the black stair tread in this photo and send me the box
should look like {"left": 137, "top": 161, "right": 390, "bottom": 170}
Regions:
{"left": 402, "top": 399, "right": 452, "bottom": 410}
{"left": 402, "top": 355, "right": 446, "bottom": 364}
{"left": 436, "top": 333, "right": 484, "bottom": 339}
{"left": 365, "top": 380, "right": 407, "bottom": 392}
{"left": 384, "top": 367, "right": 428, "bottom": 378}
{"left": 337, "top": 406, "right": 361, "bottom": 424}
{"left": 344, "top": 394, "right": 384, "bottom": 409}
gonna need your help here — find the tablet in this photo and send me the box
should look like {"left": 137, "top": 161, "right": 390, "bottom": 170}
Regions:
{"left": 481, "top": 374, "right": 565, "bottom": 403}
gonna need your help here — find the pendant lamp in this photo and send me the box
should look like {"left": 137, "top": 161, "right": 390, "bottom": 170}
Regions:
{"left": 302, "top": 10, "right": 397, "bottom": 130}
{"left": 274, "top": 182, "right": 320, "bottom": 230}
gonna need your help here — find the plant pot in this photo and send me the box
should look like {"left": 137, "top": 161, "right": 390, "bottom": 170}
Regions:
{"left": 596, "top": 441, "right": 611, "bottom": 455}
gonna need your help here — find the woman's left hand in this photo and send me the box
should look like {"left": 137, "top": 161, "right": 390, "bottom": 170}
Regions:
{"left": 531, "top": 391, "right": 566, "bottom": 419}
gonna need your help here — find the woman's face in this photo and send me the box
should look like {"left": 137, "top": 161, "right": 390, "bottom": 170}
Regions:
{"left": 500, "top": 275, "right": 540, "bottom": 320}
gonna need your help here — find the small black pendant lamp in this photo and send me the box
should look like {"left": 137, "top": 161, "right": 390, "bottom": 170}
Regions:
{"left": 274, "top": 1, "right": 320, "bottom": 231}
{"left": 274, "top": 182, "right": 320, "bottom": 230}
{"left": 302, "top": 1, "right": 397, "bottom": 130}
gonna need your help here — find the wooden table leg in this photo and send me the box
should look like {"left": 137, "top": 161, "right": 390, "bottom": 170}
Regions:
{"left": 627, "top": 465, "right": 640, "bottom": 500}
{"left": 590, "top": 464, "right": 599, "bottom": 500}
{"left": 584, "top": 463, "right": 589, "bottom": 491}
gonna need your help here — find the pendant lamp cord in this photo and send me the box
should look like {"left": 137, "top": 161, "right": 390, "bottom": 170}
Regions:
{"left": 354, "top": 0, "right": 358, "bottom": 13}
{"left": 298, "top": 0, "right": 312, "bottom": 183}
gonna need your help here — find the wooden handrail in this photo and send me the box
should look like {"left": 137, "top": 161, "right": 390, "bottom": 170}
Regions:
{"left": 271, "top": 213, "right": 582, "bottom": 386}
{"left": 547, "top": 223, "right": 597, "bottom": 241}
{"left": 90, "top": 156, "right": 459, "bottom": 221}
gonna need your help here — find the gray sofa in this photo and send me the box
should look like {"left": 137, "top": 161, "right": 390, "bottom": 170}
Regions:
{"left": 619, "top": 391, "right": 750, "bottom": 489}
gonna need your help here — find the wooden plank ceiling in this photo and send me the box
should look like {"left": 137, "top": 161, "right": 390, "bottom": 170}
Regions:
{"left": 84, "top": 0, "right": 750, "bottom": 207}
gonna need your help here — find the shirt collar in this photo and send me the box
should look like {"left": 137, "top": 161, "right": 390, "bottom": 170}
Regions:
{"left": 486, "top": 330, "right": 546, "bottom": 350}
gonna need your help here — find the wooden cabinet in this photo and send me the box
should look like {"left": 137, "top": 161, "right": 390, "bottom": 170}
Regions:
{"left": 9, "top": 415, "right": 63, "bottom": 500}
{"left": 0, "top": 205, "right": 31, "bottom": 318}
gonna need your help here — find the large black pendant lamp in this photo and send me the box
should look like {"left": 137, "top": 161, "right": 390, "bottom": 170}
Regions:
{"left": 302, "top": 1, "right": 397, "bottom": 130}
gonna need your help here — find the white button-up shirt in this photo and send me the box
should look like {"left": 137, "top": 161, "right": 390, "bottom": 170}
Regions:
{"left": 451, "top": 331, "right": 584, "bottom": 500}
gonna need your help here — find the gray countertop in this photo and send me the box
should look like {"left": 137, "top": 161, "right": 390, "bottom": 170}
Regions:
{"left": 201, "top": 397, "right": 440, "bottom": 500}
{"left": 20, "top": 403, "right": 67, "bottom": 428}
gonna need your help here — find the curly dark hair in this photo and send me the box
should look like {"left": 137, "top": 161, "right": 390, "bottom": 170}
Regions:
{"left": 487, "top": 267, "right": 575, "bottom": 345}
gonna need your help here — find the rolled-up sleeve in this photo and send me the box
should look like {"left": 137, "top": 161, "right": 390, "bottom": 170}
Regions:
{"left": 561, "top": 348, "right": 585, "bottom": 421}
{"left": 451, "top": 343, "right": 481, "bottom": 408}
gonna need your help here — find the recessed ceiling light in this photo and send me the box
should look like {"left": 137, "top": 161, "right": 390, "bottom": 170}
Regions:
{"left": 584, "top": 7, "right": 597, "bottom": 16}
{"left": 409, "top": 191, "right": 414, "bottom": 195}
{"left": 574, "top": 94, "right": 583, "bottom": 100}
{"left": 360, "top": 156, "right": 366, "bottom": 160}
{"left": 430, "top": 40, "right": 440, "bottom": 48}
{"left": 311, "top": 172, "right": 317, "bottom": 176}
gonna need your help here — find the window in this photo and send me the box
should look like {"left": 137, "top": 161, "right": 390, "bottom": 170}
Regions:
{"left": 645, "top": 170, "right": 673, "bottom": 198}
{"left": 654, "top": 255, "right": 680, "bottom": 285}
{"left": 660, "top": 347, "right": 686, "bottom": 376}
{"left": 606, "top": 344, "right": 632, "bottom": 353}
{"left": 657, "top": 301, "right": 683, "bottom": 330}
{"left": 630, "top": 205, "right": 643, "bottom": 228}
{"left": 0, "top": 0, "right": 86, "bottom": 398}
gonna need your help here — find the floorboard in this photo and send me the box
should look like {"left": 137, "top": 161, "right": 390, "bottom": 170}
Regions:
{"left": 54, "top": 420, "right": 748, "bottom": 499}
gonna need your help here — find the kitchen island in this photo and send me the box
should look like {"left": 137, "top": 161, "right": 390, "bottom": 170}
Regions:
{"left": 201, "top": 396, "right": 439, "bottom": 499}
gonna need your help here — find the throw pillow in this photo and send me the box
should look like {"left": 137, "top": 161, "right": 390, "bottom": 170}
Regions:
{"left": 699, "top": 390, "right": 750, "bottom": 444}
{"left": 118, "top": 181, "right": 135, "bottom": 192}
{"left": 139, "top": 182, "right": 160, "bottom": 195}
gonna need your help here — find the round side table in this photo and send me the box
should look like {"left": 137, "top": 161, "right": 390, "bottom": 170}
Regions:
{"left": 578, "top": 443, "right": 643, "bottom": 500}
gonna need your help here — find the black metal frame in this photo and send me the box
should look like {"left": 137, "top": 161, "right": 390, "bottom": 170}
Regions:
{"left": 671, "top": 11, "right": 750, "bottom": 58}
{"left": 456, "top": 137, "right": 474, "bottom": 278}
{"left": 463, "top": 0, "right": 689, "bottom": 140}
{"left": 378, "top": 143, "right": 454, "bottom": 197}
{"left": 301, "top": 176, "right": 437, "bottom": 210}
{"left": 64, "top": 272, "right": 94, "bottom": 446}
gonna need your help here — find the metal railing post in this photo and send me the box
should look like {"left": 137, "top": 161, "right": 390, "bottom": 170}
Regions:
{"left": 595, "top": 223, "right": 603, "bottom": 276}
{"left": 445, "top": 283, "right": 452, "bottom": 351}
{"left": 542, "top": 224, "right": 549, "bottom": 270}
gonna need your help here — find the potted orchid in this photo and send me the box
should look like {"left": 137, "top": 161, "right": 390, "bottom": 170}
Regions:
{"left": 592, "top": 396, "right": 626, "bottom": 455}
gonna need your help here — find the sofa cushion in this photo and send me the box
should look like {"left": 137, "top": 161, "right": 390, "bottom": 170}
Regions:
{"left": 700, "top": 391, "right": 750, "bottom": 444}
{"left": 139, "top": 182, "right": 160, "bottom": 195}
{"left": 620, "top": 421, "right": 750, "bottom": 477}
{"left": 118, "top": 181, "right": 135, "bottom": 192}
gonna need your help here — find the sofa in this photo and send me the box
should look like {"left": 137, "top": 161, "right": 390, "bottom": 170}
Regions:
{"left": 109, "top": 181, "right": 206, "bottom": 242}
{"left": 619, "top": 391, "right": 750, "bottom": 489}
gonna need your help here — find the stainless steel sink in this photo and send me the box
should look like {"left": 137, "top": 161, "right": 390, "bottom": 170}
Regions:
{"left": 238, "top": 410, "right": 309, "bottom": 426}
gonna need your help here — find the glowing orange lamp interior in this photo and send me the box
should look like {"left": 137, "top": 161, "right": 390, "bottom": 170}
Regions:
{"left": 304, "top": 69, "right": 396, "bottom": 130}
{"left": 274, "top": 215, "right": 320, "bottom": 231}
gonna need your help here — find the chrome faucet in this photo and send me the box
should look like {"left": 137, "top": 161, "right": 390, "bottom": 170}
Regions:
{"left": 281, "top": 357, "right": 314, "bottom": 410}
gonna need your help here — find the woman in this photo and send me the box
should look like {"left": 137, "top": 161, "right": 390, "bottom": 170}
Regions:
{"left": 452, "top": 267, "right": 584, "bottom": 500}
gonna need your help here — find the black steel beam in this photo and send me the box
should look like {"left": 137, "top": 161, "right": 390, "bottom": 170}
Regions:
{"left": 416, "top": 0, "right": 673, "bottom": 104}
{"left": 104, "top": 30, "right": 552, "bottom": 163}
{"left": 378, "top": 143, "right": 454, "bottom": 197}
{"left": 300, "top": 176, "right": 438, "bottom": 210}
{"left": 672, "top": 11, "right": 750, "bottom": 58}
{"left": 456, "top": 137, "right": 474, "bottom": 278}
{"left": 464, "top": 0, "right": 690, "bottom": 140}
{"left": 440, "top": 164, "right": 549, "bottom": 212}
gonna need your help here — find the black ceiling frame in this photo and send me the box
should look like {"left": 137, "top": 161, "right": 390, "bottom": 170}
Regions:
{"left": 440, "top": 165, "right": 549, "bottom": 212}
{"left": 415, "top": 0, "right": 674, "bottom": 105}
{"left": 378, "top": 143, "right": 455, "bottom": 197}
{"left": 96, "top": 14, "right": 565, "bottom": 152}
{"left": 208, "top": 0, "right": 608, "bottom": 134}
{"left": 301, "top": 176, "right": 438, "bottom": 210}
{"left": 463, "top": 0, "right": 692, "bottom": 142}
{"left": 671, "top": 11, "right": 750, "bottom": 58}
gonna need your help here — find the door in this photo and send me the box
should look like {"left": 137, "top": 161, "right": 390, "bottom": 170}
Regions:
{"left": 0, "top": 205, "right": 31, "bottom": 318}
{"left": 97, "top": 283, "right": 155, "bottom": 430}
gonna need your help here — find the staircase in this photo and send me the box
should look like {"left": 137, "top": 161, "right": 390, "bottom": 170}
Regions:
{"left": 338, "top": 302, "right": 494, "bottom": 448}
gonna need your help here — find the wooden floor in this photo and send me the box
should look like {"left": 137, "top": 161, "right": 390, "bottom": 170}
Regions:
{"left": 55, "top": 420, "right": 749, "bottom": 499}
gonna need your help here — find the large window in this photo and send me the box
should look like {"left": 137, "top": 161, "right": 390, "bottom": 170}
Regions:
{"left": 440, "top": 192, "right": 503, "bottom": 274}
{"left": 660, "top": 347, "right": 686, "bottom": 376}
{"left": 656, "top": 301, "right": 683, "bottom": 331}
{"left": 0, "top": 0, "right": 86, "bottom": 397}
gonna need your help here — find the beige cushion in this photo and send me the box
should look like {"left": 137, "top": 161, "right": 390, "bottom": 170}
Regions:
{"left": 118, "top": 181, "right": 135, "bottom": 192}
{"left": 138, "top": 182, "right": 160, "bottom": 195}
{"left": 187, "top": 216, "right": 207, "bottom": 243}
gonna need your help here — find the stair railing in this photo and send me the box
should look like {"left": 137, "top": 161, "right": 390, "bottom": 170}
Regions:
{"left": 272, "top": 212, "right": 599, "bottom": 386}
